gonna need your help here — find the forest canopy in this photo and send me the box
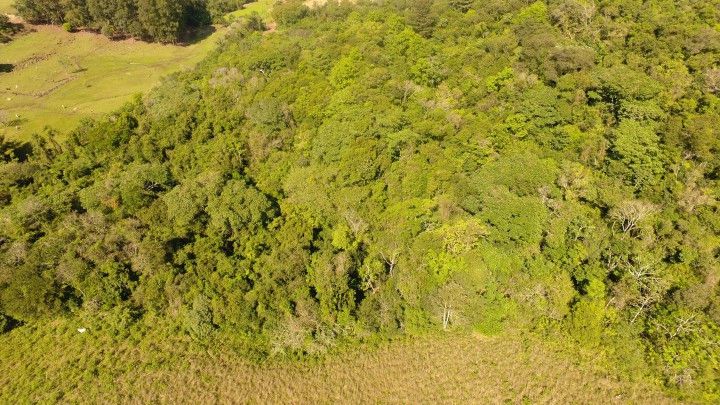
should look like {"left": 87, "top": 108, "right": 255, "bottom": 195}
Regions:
{"left": 1, "top": 0, "right": 720, "bottom": 400}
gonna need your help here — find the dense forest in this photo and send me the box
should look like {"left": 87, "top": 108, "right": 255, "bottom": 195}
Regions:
{"left": 1, "top": 0, "right": 720, "bottom": 399}
{"left": 12, "top": 0, "right": 248, "bottom": 42}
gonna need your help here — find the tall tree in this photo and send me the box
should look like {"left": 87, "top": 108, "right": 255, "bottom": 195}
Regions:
{"left": 407, "top": 0, "right": 435, "bottom": 38}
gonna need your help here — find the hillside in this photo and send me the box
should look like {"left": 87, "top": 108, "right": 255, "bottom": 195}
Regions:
{"left": 1, "top": 0, "right": 719, "bottom": 402}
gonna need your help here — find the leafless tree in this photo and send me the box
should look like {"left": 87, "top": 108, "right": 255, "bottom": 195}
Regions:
{"left": 610, "top": 200, "right": 657, "bottom": 234}
{"left": 704, "top": 68, "right": 720, "bottom": 93}
{"left": 380, "top": 250, "right": 399, "bottom": 276}
{"left": 625, "top": 260, "right": 666, "bottom": 324}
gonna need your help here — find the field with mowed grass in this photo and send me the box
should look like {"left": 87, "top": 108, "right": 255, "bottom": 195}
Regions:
{"left": 0, "top": 317, "right": 674, "bottom": 403}
{"left": 0, "top": 25, "right": 225, "bottom": 140}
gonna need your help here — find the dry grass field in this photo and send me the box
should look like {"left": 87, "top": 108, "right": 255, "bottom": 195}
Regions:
{"left": 0, "top": 317, "right": 674, "bottom": 404}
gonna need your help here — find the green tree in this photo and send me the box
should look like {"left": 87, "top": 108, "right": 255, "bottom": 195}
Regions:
{"left": 407, "top": 0, "right": 436, "bottom": 38}
{"left": 611, "top": 120, "right": 665, "bottom": 190}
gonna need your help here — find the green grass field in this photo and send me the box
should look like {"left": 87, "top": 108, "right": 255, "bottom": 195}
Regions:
{"left": 0, "top": 25, "right": 225, "bottom": 140}
{"left": 226, "top": 0, "right": 275, "bottom": 26}
{"left": 0, "top": 0, "right": 286, "bottom": 141}
{"left": 0, "top": 0, "right": 12, "bottom": 14}
{"left": 0, "top": 317, "right": 673, "bottom": 403}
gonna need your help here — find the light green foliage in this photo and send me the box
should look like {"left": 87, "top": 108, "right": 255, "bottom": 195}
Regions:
{"left": 329, "top": 50, "right": 362, "bottom": 88}
{"left": 272, "top": 0, "right": 309, "bottom": 26}
{"left": 486, "top": 67, "right": 514, "bottom": 92}
{"left": 612, "top": 120, "right": 665, "bottom": 189}
{"left": 514, "top": 1, "right": 549, "bottom": 25}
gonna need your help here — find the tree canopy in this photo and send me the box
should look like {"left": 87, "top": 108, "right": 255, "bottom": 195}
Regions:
{"left": 1, "top": 0, "right": 720, "bottom": 399}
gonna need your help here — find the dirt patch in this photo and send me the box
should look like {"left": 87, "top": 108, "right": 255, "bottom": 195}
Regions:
{"left": 265, "top": 21, "right": 277, "bottom": 34}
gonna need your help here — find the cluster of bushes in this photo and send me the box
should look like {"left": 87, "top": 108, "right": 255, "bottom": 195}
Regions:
{"left": 1, "top": 0, "right": 719, "bottom": 399}
{"left": 13, "top": 0, "right": 250, "bottom": 42}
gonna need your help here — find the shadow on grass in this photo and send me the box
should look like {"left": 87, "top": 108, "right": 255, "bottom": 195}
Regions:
{"left": 0, "top": 64, "right": 13, "bottom": 73}
{"left": 181, "top": 25, "right": 217, "bottom": 46}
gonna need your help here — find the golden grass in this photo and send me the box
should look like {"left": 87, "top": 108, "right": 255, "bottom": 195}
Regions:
{"left": 0, "top": 0, "right": 13, "bottom": 14}
{"left": 0, "top": 317, "right": 674, "bottom": 404}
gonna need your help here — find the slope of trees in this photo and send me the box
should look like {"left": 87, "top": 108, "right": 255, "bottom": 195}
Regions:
{"left": 1, "top": 0, "right": 719, "bottom": 399}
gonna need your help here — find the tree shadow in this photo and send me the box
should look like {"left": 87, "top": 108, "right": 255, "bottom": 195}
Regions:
{"left": 180, "top": 25, "right": 217, "bottom": 46}
{"left": 0, "top": 64, "right": 13, "bottom": 73}
{"left": 0, "top": 135, "right": 32, "bottom": 162}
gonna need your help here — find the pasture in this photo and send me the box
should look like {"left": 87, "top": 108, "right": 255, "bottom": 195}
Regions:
{"left": 0, "top": 0, "right": 290, "bottom": 140}
{"left": 0, "top": 25, "right": 225, "bottom": 140}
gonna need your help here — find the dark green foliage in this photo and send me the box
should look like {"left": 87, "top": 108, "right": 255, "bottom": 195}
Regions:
{"left": 244, "top": 12, "right": 266, "bottom": 32}
{"left": 2, "top": 0, "right": 720, "bottom": 400}
{"left": 0, "top": 14, "right": 23, "bottom": 44}
{"left": 15, "top": 0, "right": 66, "bottom": 24}
{"left": 13, "top": 0, "right": 216, "bottom": 42}
{"left": 449, "top": 0, "right": 474, "bottom": 13}
{"left": 407, "top": 0, "right": 436, "bottom": 38}
{"left": 0, "top": 15, "right": 14, "bottom": 42}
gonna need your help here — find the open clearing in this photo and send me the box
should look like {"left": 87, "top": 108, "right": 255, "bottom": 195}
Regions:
{"left": 227, "top": 0, "right": 275, "bottom": 22}
{"left": 0, "top": 318, "right": 673, "bottom": 403}
{"left": 0, "top": 0, "right": 11, "bottom": 14}
{"left": 0, "top": 2, "right": 230, "bottom": 140}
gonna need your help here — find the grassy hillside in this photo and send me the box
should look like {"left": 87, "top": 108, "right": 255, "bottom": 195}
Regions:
{"left": 226, "top": 0, "right": 275, "bottom": 23}
{"left": 0, "top": 24, "right": 225, "bottom": 139}
{"left": 0, "top": 318, "right": 673, "bottom": 403}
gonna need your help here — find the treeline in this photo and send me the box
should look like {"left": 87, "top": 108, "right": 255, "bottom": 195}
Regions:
{"left": 1, "top": 0, "right": 720, "bottom": 400}
{"left": 13, "top": 0, "right": 247, "bottom": 42}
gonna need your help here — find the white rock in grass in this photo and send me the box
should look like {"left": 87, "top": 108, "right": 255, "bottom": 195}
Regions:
{"left": 77, "top": 328, "right": 87, "bottom": 333}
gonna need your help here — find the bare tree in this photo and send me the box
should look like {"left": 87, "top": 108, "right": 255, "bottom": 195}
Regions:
{"left": 610, "top": 200, "right": 657, "bottom": 234}
{"left": 442, "top": 302, "right": 452, "bottom": 331}
{"left": 625, "top": 260, "right": 666, "bottom": 324}
{"left": 380, "top": 250, "right": 400, "bottom": 276}
{"left": 678, "top": 164, "right": 714, "bottom": 213}
{"left": 654, "top": 313, "right": 699, "bottom": 339}
{"left": 704, "top": 68, "right": 720, "bottom": 94}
